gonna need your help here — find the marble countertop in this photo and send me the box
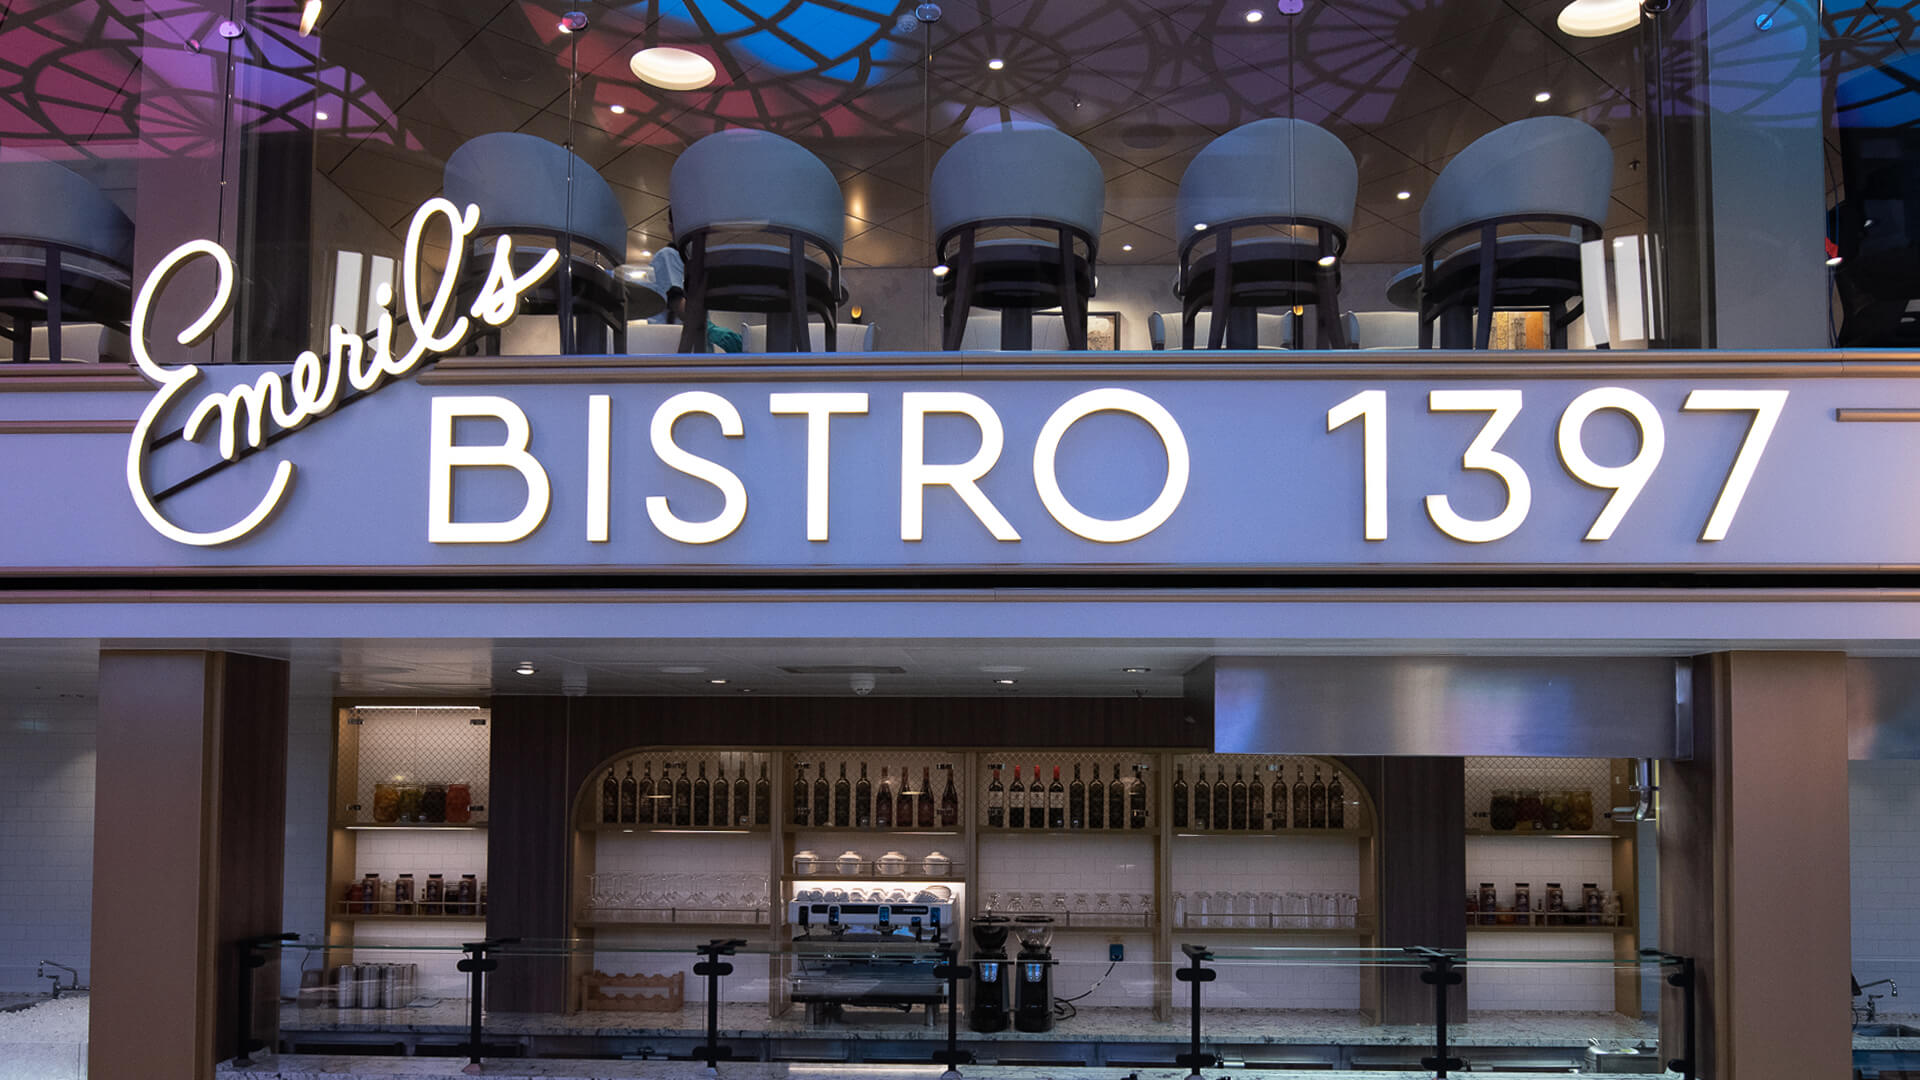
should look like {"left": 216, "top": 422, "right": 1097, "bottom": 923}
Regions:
{"left": 281, "top": 1003, "right": 1656, "bottom": 1047}
{"left": 223, "top": 1055, "right": 1659, "bottom": 1079}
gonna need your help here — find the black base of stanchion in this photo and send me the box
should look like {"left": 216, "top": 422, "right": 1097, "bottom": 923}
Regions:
{"left": 1173, "top": 1051, "right": 1219, "bottom": 1069}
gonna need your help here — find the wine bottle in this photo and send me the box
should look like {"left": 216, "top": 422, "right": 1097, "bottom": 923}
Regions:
{"left": 1108, "top": 763, "right": 1125, "bottom": 830}
{"left": 734, "top": 761, "right": 751, "bottom": 827}
{"left": 755, "top": 761, "right": 770, "bottom": 826}
{"left": 692, "top": 761, "right": 711, "bottom": 827}
{"left": 1087, "top": 765, "right": 1106, "bottom": 829}
{"left": 620, "top": 762, "right": 640, "bottom": 824}
{"left": 709, "top": 762, "right": 727, "bottom": 827}
{"left": 876, "top": 766, "right": 894, "bottom": 829}
{"left": 1248, "top": 765, "right": 1266, "bottom": 831}
{"left": 833, "top": 762, "right": 851, "bottom": 828}
{"left": 1129, "top": 764, "right": 1148, "bottom": 829}
{"left": 602, "top": 766, "right": 619, "bottom": 824}
{"left": 1212, "top": 766, "right": 1230, "bottom": 832}
{"left": 1292, "top": 765, "right": 1310, "bottom": 830}
{"left": 855, "top": 763, "right": 872, "bottom": 828}
{"left": 673, "top": 763, "right": 692, "bottom": 827}
{"left": 1047, "top": 765, "right": 1066, "bottom": 829}
{"left": 1068, "top": 763, "right": 1086, "bottom": 829}
{"left": 1327, "top": 770, "right": 1345, "bottom": 829}
{"left": 1268, "top": 769, "right": 1286, "bottom": 829}
{"left": 895, "top": 763, "right": 913, "bottom": 829}
{"left": 1031, "top": 765, "right": 1047, "bottom": 830}
{"left": 1230, "top": 765, "right": 1249, "bottom": 830}
{"left": 637, "top": 761, "right": 655, "bottom": 825}
{"left": 917, "top": 766, "right": 936, "bottom": 828}
{"left": 791, "top": 761, "right": 810, "bottom": 827}
{"left": 939, "top": 767, "right": 959, "bottom": 828}
{"left": 1171, "top": 763, "right": 1189, "bottom": 829}
{"left": 1007, "top": 766, "right": 1026, "bottom": 829}
{"left": 1192, "top": 764, "right": 1210, "bottom": 829}
{"left": 986, "top": 767, "right": 1006, "bottom": 828}
{"left": 1310, "top": 765, "right": 1328, "bottom": 828}
{"left": 813, "top": 762, "right": 831, "bottom": 829}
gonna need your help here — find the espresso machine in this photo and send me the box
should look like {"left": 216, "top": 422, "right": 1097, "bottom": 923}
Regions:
{"left": 968, "top": 914, "right": 1011, "bottom": 1032}
{"left": 1012, "top": 915, "right": 1055, "bottom": 1033}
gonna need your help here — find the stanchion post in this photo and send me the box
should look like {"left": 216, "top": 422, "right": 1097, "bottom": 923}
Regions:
{"left": 457, "top": 936, "right": 517, "bottom": 1075}
{"left": 693, "top": 938, "right": 746, "bottom": 1070}
{"left": 931, "top": 941, "right": 974, "bottom": 1076}
{"left": 1408, "top": 946, "right": 1465, "bottom": 1077}
{"left": 1174, "top": 943, "right": 1218, "bottom": 1077}
{"left": 233, "top": 932, "right": 297, "bottom": 1067}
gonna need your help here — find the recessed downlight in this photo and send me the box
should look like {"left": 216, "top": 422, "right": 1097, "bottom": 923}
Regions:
{"left": 514, "top": 661, "right": 536, "bottom": 676}
{"left": 709, "top": 678, "right": 729, "bottom": 685}
{"left": 1534, "top": 90, "right": 1553, "bottom": 103}
{"left": 30, "top": 289, "right": 47, "bottom": 302}
{"left": 1395, "top": 190, "right": 1412, "bottom": 200}
{"left": 1245, "top": 8, "right": 1264, "bottom": 22}
{"left": 1123, "top": 666, "right": 1152, "bottom": 674}
{"left": 631, "top": 47, "right": 718, "bottom": 91}
{"left": 1556, "top": 0, "right": 1640, "bottom": 37}
{"left": 314, "top": 111, "right": 329, "bottom": 121}
{"left": 994, "top": 678, "right": 1018, "bottom": 685}
{"left": 987, "top": 57, "right": 1005, "bottom": 71}
{"left": 609, "top": 103, "right": 627, "bottom": 115}
{"left": 1121, "top": 243, "right": 1134, "bottom": 252}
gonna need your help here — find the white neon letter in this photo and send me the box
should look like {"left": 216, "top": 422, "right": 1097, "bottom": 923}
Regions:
{"left": 587, "top": 394, "right": 610, "bottom": 543}
{"left": 1327, "top": 389, "right": 1388, "bottom": 541}
{"left": 1557, "top": 387, "right": 1665, "bottom": 541}
{"left": 1425, "top": 389, "right": 1531, "bottom": 543}
{"left": 471, "top": 235, "right": 559, "bottom": 327}
{"left": 428, "top": 395, "right": 551, "bottom": 543}
{"left": 1031, "top": 388, "right": 1188, "bottom": 542}
{"left": 900, "top": 392, "right": 1019, "bottom": 542}
{"left": 1683, "top": 389, "right": 1788, "bottom": 541}
{"left": 646, "top": 391, "right": 748, "bottom": 544}
{"left": 769, "top": 392, "right": 869, "bottom": 541}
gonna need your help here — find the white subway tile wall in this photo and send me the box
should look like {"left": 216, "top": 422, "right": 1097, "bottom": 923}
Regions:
{"left": 979, "top": 833, "right": 1155, "bottom": 898}
{"left": 0, "top": 697, "right": 95, "bottom": 992}
{"left": 1169, "top": 834, "right": 1361, "bottom": 897}
{"left": 592, "top": 833, "right": 770, "bottom": 1002}
{"left": 1464, "top": 835, "right": 1615, "bottom": 917}
{"left": 1463, "top": 931, "right": 1616, "bottom": 1011}
{"left": 1851, "top": 760, "right": 1920, "bottom": 987}
{"left": 351, "top": 828, "right": 490, "bottom": 885}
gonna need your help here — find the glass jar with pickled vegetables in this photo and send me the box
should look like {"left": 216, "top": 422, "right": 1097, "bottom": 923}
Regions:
{"left": 1542, "top": 791, "right": 1567, "bottom": 831}
{"left": 1567, "top": 789, "right": 1595, "bottom": 831}
{"left": 421, "top": 783, "right": 448, "bottom": 823}
{"left": 1515, "top": 789, "right": 1543, "bottom": 830}
{"left": 372, "top": 782, "right": 400, "bottom": 823}
{"left": 445, "top": 783, "right": 472, "bottom": 823}
{"left": 396, "top": 783, "right": 424, "bottom": 823}
{"left": 1488, "top": 790, "right": 1518, "bottom": 831}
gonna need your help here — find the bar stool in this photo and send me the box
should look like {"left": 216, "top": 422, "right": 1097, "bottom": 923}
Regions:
{"left": 1174, "top": 118, "right": 1357, "bottom": 350}
{"left": 443, "top": 132, "right": 629, "bottom": 356}
{"left": 0, "top": 160, "right": 133, "bottom": 364}
{"left": 1417, "top": 117, "right": 1612, "bottom": 350}
{"left": 669, "top": 129, "right": 846, "bottom": 354}
{"left": 930, "top": 122, "right": 1104, "bottom": 351}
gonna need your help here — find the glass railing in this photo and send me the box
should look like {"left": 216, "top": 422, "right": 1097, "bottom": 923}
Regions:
{"left": 248, "top": 934, "right": 1688, "bottom": 1076}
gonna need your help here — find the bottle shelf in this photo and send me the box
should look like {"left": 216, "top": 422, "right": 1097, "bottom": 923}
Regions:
{"left": 331, "top": 912, "right": 487, "bottom": 924}
{"left": 576, "top": 908, "right": 768, "bottom": 928}
{"left": 979, "top": 826, "right": 1156, "bottom": 837}
{"left": 336, "top": 821, "right": 488, "bottom": 831}
{"left": 330, "top": 901, "right": 484, "bottom": 922}
{"left": 786, "top": 866, "right": 964, "bottom": 881}
{"left": 1465, "top": 828, "right": 1625, "bottom": 839}
{"left": 1173, "top": 827, "right": 1371, "bottom": 838}
{"left": 783, "top": 826, "right": 963, "bottom": 836}
{"left": 1178, "top": 920, "right": 1377, "bottom": 934}
{"left": 1467, "top": 917, "right": 1634, "bottom": 932}
{"left": 585, "top": 822, "right": 770, "bottom": 834}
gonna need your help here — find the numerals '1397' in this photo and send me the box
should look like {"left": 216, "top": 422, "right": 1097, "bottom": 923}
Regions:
{"left": 1324, "top": 388, "right": 1788, "bottom": 543}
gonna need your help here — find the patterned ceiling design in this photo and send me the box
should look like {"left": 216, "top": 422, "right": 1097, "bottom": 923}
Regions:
{"left": 4, "top": 0, "right": 1676, "bottom": 266}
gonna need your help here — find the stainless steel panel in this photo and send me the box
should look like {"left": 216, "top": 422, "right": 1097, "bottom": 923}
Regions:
{"left": 1211, "top": 656, "right": 1682, "bottom": 757}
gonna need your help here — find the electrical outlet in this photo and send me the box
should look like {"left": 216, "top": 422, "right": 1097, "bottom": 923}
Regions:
{"left": 1109, "top": 942, "right": 1125, "bottom": 962}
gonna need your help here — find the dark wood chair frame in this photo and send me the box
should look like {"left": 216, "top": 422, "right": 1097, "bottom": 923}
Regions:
{"left": 1417, "top": 213, "right": 1604, "bottom": 351}
{"left": 934, "top": 217, "right": 1098, "bottom": 352}
{"left": 675, "top": 225, "right": 844, "bottom": 355}
{"left": 457, "top": 226, "right": 628, "bottom": 357}
{"left": 1175, "top": 215, "right": 1351, "bottom": 350}
{"left": 0, "top": 238, "right": 131, "bottom": 364}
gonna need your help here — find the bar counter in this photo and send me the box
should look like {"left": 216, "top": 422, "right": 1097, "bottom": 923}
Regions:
{"left": 220, "top": 1061, "right": 1647, "bottom": 1080}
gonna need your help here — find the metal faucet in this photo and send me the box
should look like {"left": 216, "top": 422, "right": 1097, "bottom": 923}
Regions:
{"left": 1858, "top": 977, "right": 1899, "bottom": 1022}
{"left": 35, "top": 961, "right": 82, "bottom": 999}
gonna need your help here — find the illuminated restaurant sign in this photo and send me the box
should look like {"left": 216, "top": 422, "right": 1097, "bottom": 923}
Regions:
{"left": 94, "top": 199, "right": 1910, "bottom": 576}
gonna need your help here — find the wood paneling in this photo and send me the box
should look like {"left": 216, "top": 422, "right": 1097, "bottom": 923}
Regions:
{"left": 487, "top": 696, "right": 577, "bottom": 1012}
{"left": 1366, "top": 757, "right": 1467, "bottom": 1025}
{"left": 91, "top": 651, "right": 289, "bottom": 1080}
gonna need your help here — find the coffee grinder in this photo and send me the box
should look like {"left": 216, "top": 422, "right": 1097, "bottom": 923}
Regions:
{"left": 968, "top": 915, "right": 1011, "bottom": 1032}
{"left": 1012, "top": 915, "right": 1056, "bottom": 1033}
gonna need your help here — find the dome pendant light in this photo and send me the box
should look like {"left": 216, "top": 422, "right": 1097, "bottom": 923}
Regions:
{"left": 1557, "top": 0, "right": 1641, "bottom": 37}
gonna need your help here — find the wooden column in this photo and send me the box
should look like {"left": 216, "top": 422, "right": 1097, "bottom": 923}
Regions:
{"left": 486, "top": 696, "right": 576, "bottom": 1012}
{"left": 90, "top": 651, "right": 289, "bottom": 1080}
{"left": 1661, "top": 652, "right": 1850, "bottom": 1079}
{"left": 1366, "top": 756, "right": 1467, "bottom": 1024}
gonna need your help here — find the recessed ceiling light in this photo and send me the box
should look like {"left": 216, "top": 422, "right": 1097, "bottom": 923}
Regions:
{"left": 314, "top": 111, "right": 329, "bottom": 121}
{"left": 987, "top": 58, "right": 1005, "bottom": 70}
{"left": 30, "top": 289, "right": 47, "bottom": 302}
{"left": 1121, "top": 243, "right": 1134, "bottom": 252}
{"left": 709, "top": 678, "right": 729, "bottom": 685}
{"left": 1245, "top": 8, "right": 1264, "bottom": 22}
{"left": 609, "top": 104, "right": 626, "bottom": 115}
{"left": 1395, "top": 190, "right": 1411, "bottom": 200}
{"left": 1123, "top": 666, "right": 1152, "bottom": 674}
{"left": 1556, "top": 0, "right": 1640, "bottom": 37}
{"left": 514, "top": 661, "right": 536, "bottom": 676}
{"left": 631, "top": 47, "right": 717, "bottom": 91}
{"left": 1193, "top": 222, "right": 1208, "bottom": 231}
{"left": 994, "top": 678, "right": 1018, "bottom": 685}
{"left": 1534, "top": 90, "right": 1553, "bottom": 103}
{"left": 931, "top": 263, "right": 950, "bottom": 277}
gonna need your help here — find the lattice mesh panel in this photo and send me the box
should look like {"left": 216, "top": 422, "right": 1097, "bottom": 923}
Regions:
{"left": 1463, "top": 756, "right": 1614, "bottom": 833}
{"left": 781, "top": 749, "right": 967, "bottom": 833}
{"left": 342, "top": 706, "right": 490, "bottom": 824}
{"left": 1170, "top": 753, "right": 1368, "bottom": 833}
{"left": 976, "top": 751, "right": 1157, "bottom": 831}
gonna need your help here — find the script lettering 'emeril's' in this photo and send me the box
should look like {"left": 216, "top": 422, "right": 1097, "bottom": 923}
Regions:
{"left": 124, "top": 198, "right": 558, "bottom": 546}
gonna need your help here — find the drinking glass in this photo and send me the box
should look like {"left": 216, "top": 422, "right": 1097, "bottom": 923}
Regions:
{"left": 1072, "top": 892, "right": 1091, "bottom": 913}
